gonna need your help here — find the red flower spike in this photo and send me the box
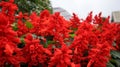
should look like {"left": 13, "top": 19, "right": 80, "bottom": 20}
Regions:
{"left": 87, "top": 42, "right": 111, "bottom": 67}
{"left": 70, "top": 13, "right": 81, "bottom": 28}
{"left": 85, "top": 11, "right": 93, "bottom": 23}
{"left": 49, "top": 45, "right": 73, "bottom": 67}
{"left": 22, "top": 33, "right": 52, "bottom": 66}
{"left": 40, "top": 10, "right": 51, "bottom": 19}
{"left": 0, "top": 0, "right": 17, "bottom": 24}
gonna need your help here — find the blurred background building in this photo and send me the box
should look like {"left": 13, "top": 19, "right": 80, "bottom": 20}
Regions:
{"left": 51, "top": 0, "right": 120, "bottom": 23}
{"left": 53, "top": 7, "right": 71, "bottom": 20}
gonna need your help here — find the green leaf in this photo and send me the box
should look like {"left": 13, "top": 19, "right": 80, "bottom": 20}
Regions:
{"left": 70, "top": 33, "right": 75, "bottom": 38}
{"left": 44, "top": 43, "right": 48, "bottom": 48}
{"left": 12, "top": 23, "right": 18, "bottom": 31}
{"left": 25, "top": 21, "right": 33, "bottom": 29}
{"left": 115, "top": 59, "right": 120, "bottom": 67}
{"left": 111, "top": 50, "right": 120, "bottom": 59}
{"left": 108, "top": 59, "right": 120, "bottom": 67}
{"left": 43, "top": 40, "right": 55, "bottom": 48}
{"left": 107, "top": 61, "right": 115, "bottom": 67}
{"left": 109, "top": 50, "right": 120, "bottom": 67}
{"left": 47, "top": 41, "right": 55, "bottom": 44}
{"left": 20, "top": 37, "right": 25, "bottom": 44}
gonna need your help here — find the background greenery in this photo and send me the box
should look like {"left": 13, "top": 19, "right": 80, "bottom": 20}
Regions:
{"left": 0, "top": 0, "right": 53, "bottom": 14}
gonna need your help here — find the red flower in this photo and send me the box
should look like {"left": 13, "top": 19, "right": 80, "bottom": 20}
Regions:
{"left": 0, "top": 28, "right": 22, "bottom": 67}
{"left": 0, "top": 0, "right": 18, "bottom": 23}
{"left": 0, "top": 13, "right": 9, "bottom": 28}
{"left": 22, "top": 33, "right": 52, "bottom": 67}
{"left": 70, "top": 13, "right": 81, "bottom": 28}
{"left": 93, "top": 12, "right": 102, "bottom": 24}
{"left": 49, "top": 45, "right": 73, "bottom": 67}
{"left": 85, "top": 11, "right": 93, "bottom": 23}
{"left": 87, "top": 42, "right": 111, "bottom": 67}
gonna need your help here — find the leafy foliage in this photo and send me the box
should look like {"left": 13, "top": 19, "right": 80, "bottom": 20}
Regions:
{"left": 0, "top": 0, "right": 53, "bottom": 14}
{"left": 107, "top": 50, "right": 120, "bottom": 67}
{"left": 17, "top": 0, "right": 53, "bottom": 14}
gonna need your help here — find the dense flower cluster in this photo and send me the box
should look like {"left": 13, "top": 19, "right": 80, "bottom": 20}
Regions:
{"left": 0, "top": 0, "right": 120, "bottom": 67}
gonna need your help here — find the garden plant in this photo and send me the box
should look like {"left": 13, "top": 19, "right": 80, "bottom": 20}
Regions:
{"left": 0, "top": 0, "right": 120, "bottom": 67}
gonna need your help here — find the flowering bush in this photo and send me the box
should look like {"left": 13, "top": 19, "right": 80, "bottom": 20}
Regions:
{"left": 0, "top": 0, "right": 120, "bottom": 67}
